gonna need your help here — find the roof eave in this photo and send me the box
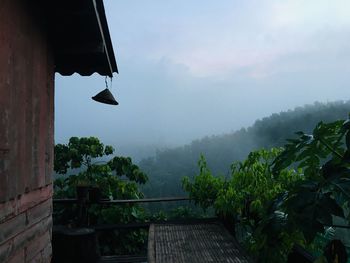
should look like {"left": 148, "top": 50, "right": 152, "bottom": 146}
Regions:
{"left": 48, "top": 0, "right": 118, "bottom": 77}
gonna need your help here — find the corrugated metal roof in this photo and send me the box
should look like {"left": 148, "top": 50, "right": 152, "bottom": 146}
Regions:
{"left": 148, "top": 223, "right": 253, "bottom": 263}
{"left": 47, "top": 0, "right": 118, "bottom": 77}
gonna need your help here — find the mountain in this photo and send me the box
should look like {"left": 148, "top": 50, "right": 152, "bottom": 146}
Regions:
{"left": 139, "top": 101, "right": 350, "bottom": 197}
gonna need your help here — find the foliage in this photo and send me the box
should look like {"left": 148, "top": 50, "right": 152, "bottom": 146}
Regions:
{"left": 182, "top": 155, "right": 224, "bottom": 210}
{"left": 270, "top": 116, "right": 350, "bottom": 244}
{"left": 182, "top": 148, "right": 304, "bottom": 262}
{"left": 183, "top": 115, "right": 350, "bottom": 262}
{"left": 53, "top": 137, "right": 148, "bottom": 255}
{"left": 168, "top": 206, "right": 200, "bottom": 219}
{"left": 146, "top": 206, "right": 201, "bottom": 222}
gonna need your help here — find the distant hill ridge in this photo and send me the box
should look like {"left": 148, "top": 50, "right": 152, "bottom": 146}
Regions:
{"left": 139, "top": 101, "right": 350, "bottom": 197}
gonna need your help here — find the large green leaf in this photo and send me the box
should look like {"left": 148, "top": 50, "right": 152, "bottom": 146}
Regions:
{"left": 319, "top": 193, "right": 344, "bottom": 218}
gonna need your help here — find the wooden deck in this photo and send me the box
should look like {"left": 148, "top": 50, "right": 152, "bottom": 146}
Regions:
{"left": 148, "top": 222, "right": 253, "bottom": 263}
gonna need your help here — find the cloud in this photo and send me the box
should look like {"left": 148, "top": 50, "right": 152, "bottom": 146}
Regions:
{"left": 105, "top": 0, "right": 350, "bottom": 78}
{"left": 267, "top": 0, "right": 350, "bottom": 30}
{"left": 55, "top": 0, "right": 350, "bottom": 160}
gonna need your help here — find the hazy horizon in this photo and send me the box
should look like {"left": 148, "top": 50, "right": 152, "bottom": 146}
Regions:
{"left": 55, "top": 0, "right": 350, "bottom": 161}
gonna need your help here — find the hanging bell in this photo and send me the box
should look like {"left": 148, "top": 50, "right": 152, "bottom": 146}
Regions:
{"left": 92, "top": 88, "right": 118, "bottom": 105}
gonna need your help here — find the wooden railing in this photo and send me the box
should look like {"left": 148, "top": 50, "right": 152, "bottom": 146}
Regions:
{"left": 53, "top": 196, "right": 190, "bottom": 204}
{"left": 52, "top": 196, "right": 203, "bottom": 230}
{"left": 52, "top": 196, "right": 197, "bottom": 263}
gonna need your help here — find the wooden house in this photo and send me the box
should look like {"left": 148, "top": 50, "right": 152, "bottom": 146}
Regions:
{"left": 0, "top": 0, "right": 117, "bottom": 262}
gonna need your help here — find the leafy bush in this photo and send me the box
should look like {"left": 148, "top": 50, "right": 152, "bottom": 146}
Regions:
{"left": 183, "top": 148, "right": 304, "bottom": 262}
{"left": 270, "top": 117, "right": 350, "bottom": 251}
{"left": 182, "top": 155, "right": 224, "bottom": 210}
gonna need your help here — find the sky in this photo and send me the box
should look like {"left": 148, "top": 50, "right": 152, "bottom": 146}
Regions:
{"left": 55, "top": 0, "right": 350, "bottom": 161}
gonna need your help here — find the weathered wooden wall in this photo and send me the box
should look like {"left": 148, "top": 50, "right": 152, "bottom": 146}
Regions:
{"left": 0, "top": 0, "right": 54, "bottom": 262}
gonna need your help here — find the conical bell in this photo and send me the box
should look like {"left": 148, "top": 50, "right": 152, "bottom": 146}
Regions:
{"left": 92, "top": 88, "right": 118, "bottom": 105}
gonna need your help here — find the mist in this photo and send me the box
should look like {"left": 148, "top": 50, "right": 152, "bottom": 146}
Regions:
{"left": 55, "top": 0, "right": 350, "bottom": 161}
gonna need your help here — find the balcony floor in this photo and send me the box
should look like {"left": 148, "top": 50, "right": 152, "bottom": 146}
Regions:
{"left": 148, "top": 222, "right": 252, "bottom": 263}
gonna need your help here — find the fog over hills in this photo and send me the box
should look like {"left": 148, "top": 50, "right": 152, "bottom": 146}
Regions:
{"left": 138, "top": 100, "right": 350, "bottom": 197}
{"left": 55, "top": 0, "right": 350, "bottom": 162}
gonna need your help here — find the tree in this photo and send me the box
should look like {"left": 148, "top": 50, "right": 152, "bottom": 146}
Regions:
{"left": 53, "top": 136, "right": 148, "bottom": 255}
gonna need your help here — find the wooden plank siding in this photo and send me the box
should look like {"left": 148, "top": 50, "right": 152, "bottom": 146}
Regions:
{"left": 0, "top": 0, "right": 54, "bottom": 203}
{"left": 0, "top": 0, "right": 54, "bottom": 261}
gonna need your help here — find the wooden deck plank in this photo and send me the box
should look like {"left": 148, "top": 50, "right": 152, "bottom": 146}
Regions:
{"left": 148, "top": 222, "right": 253, "bottom": 263}
{"left": 148, "top": 224, "right": 155, "bottom": 263}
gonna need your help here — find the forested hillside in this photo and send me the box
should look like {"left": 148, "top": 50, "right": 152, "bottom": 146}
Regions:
{"left": 139, "top": 101, "right": 350, "bottom": 197}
